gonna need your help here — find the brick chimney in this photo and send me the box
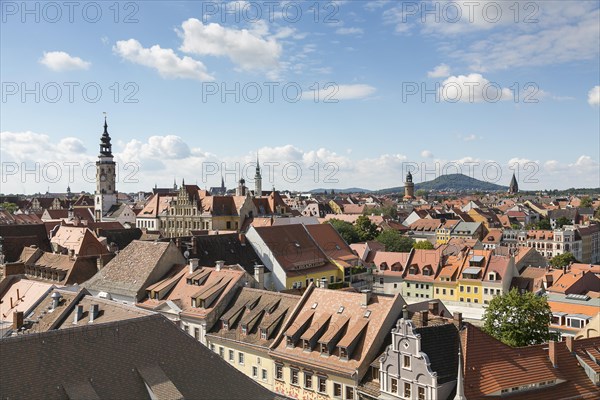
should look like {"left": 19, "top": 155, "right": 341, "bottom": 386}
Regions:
{"left": 565, "top": 336, "right": 574, "bottom": 353}
{"left": 239, "top": 233, "right": 246, "bottom": 245}
{"left": 360, "top": 290, "right": 372, "bottom": 307}
{"left": 215, "top": 260, "right": 225, "bottom": 271}
{"left": 254, "top": 265, "right": 265, "bottom": 289}
{"left": 73, "top": 304, "right": 83, "bottom": 324}
{"left": 89, "top": 304, "right": 99, "bottom": 323}
{"left": 453, "top": 312, "right": 463, "bottom": 329}
{"left": 549, "top": 340, "right": 558, "bottom": 368}
{"left": 12, "top": 311, "right": 23, "bottom": 330}
{"left": 189, "top": 258, "right": 199, "bottom": 274}
{"left": 428, "top": 301, "right": 439, "bottom": 316}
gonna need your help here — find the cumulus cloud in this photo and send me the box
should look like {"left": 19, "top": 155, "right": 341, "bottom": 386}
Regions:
{"left": 178, "top": 18, "right": 282, "bottom": 72}
{"left": 439, "top": 74, "right": 512, "bottom": 103}
{"left": 421, "top": 150, "right": 434, "bottom": 158}
{"left": 335, "top": 27, "right": 364, "bottom": 35}
{"left": 303, "top": 84, "right": 376, "bottom": 101}
{"left": 588, "top": 85, "right": 600, "bottom": 106}
{"left": 39, "top": 51, "right": 91, "bottom": 71}
{"left": 427, "top": 63, "right": 451, "bottom": 78}
{"left": 113, "top": 39, "right": 214, "bottom": 81}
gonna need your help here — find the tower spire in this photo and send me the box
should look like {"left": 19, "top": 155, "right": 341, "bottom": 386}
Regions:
{"left": 99, "top": 112, "right": 112, "bottom": 157}
{"left": 254, "top": 151, "right": 262, "bottom": 197}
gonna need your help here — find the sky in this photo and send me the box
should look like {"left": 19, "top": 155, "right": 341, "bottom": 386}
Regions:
{"left": 1, "top": 0, "right": 599, "bottom": 194}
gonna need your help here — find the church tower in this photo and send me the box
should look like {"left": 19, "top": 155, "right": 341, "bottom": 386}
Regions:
{"left": 404, "top": 170, "right": 415, "bottom": 200}
{"left": 254, "top": 153, "right": 262, "bottom": 197}
{"left": 94, "top": 116, "right": 117, "bottom": 221}
{"left": 508, "top": 172, "right": 519, "bottom": 194}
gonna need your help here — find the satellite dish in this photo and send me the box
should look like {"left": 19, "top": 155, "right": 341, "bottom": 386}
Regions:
{"left": 184, "top": 250, "right": 190, "bottom": 259}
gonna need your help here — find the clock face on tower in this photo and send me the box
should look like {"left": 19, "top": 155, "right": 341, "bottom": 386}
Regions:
{"left": 100, "top": 174, "right": 107, "bottom": 182}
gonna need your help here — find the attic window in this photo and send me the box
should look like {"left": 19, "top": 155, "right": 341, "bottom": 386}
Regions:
{"left": 488, "top": 273, "right": 495, "bottom": 281}
{"left": 241, "top": 325, "right": 247, "bottom": 335}
{"left": 422, "top": 268, "right": 431, "bottom": 276}
{"left": 303, "top": 340, "right": 311, "bottom": 351}
{"left": 409, "top": 267, "right": 417, "bottom": 274}
{"left": 364, "top": 310, "right": 371, "bottom": 318}
{"left": 286, "top": 336, "right": 293, "bottom": 347}
{"left": 339, "top": 347, "right": 348, "bottom": 359}
{"left": 222, "top": 321, "right": 229, "bottom": 330}
{"left": 260, "top": 328, "right": 267, "bottom": 340}
{"left": 337, "top": 306, "right": 345, "bottom": 314}
{"left": 320, "top": 343, "right": 328, "bottom": 355}
{"left": 311, "top": 302, "right": 318, "bottom": 309}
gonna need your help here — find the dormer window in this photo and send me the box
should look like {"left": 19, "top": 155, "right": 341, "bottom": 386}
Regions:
{"left": 422, "top": 267, "right": 431, "bottom": 276}
{"left": 286, "top": 336, "right": 294, "bottom": 347}
{"left": 320, "top": 343, "right": 328, "bottom": 355}
{"left": 303, "top": 340, "right": 311, "bottom": 351}
{"left": 260, "top": 328, "right": 267, "bottom": 340}
{"left": 409, "top": 267, "right": 417, "bottom": 275}
{"left": 192, "top": 298, "right": 197, "bottom": 308}
{"left": 488, "top": 273, "right": 496, "bottom": 281}
{"left": 222, "top": 321, "right": 229, "bottom": 330}
{"left": 339, "top": 347, "right": 348, "bottom": 360}
{"left": 241, "top": 325, "right": 247, "bottom": 335}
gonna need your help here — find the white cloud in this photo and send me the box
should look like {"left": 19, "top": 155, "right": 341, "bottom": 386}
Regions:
{"left": 178, "top": 18, "right": 282, "bottom": 72}
{"left": 303, "top": 84, "right": 376, "bottom": 101}
{"left": 588, "top": 85, "right": 600, "bottom": 106}
{"left": 335, "top": 27, "right": 364, "bottom": 35}
{"left": 113, "top": 39, "right": 214, "bottom": 81}
{"left": 421, "top": 150, "right": 434, "bottom": 158}
{"left": 439, "top": 74, "right": 512, "bottom": 103}
{"left": 427, "top": 63, "right": 451, "bottom": 78}
{"left": 39, "top": 51, "right": 91, "bottom": 71}
{"left": 461, "top": 134, "right": 479, "bottom": 141}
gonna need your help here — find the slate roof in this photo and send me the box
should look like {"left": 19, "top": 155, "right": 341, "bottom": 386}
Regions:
{"left": 189, "top": 233, "right": 261, "bottom": 274}
{"left": 0, "top": 314, "right": 280, "bottom": 400}
{"left": 0, "top": 224, "right": 51, "bottom": 262}
{"left": 414, "top": 323, "right": 459, "bottom": 384}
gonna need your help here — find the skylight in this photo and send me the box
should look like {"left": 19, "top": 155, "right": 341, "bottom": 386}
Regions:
{"left": 337, "top": 306, "right": 345, "bottom": 314}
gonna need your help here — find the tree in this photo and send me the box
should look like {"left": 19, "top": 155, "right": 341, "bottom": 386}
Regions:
{"left": 482, "top": 288, "right": 553, "bottom": 347}
{"left": 363, "top": 205, "right": 398, "bottom": 220}
{"left": 0, "top": 202, "right": 18, "bottom": 213}
{"left": 375, "top": 229, "right": 414, "bottom": 252}
{"left": 579, "top": 196, "right": 593, "bottom": 208}
{"left": 510, "top": 223, "right": 522, "bottom": 230}
{"left": 355, "top": 215, "right": 378, "bottom": 242}
{"left": 549, "top": 252, "right": 578, "bottom": 268}
{"left": 536, "top": 218, "right": 551, "bottom": 230}
{"left": 415, "top": 189, "right": 428, "bottom": 198}
{"left": 327, "top": 219, "right": 359, "bottom": 244}
{"left": 413, "top": 241, "right": 434, "bottom": 250}
{"left": 555, "top": 216, "right": 571, "bottom": 228}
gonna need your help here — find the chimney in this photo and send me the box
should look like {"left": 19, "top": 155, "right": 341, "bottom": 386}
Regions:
{"left": 565, "top": 336, "right": 574, "bottom": 353}
{"left": 453, "top": 312, "right": 463, "bottom": 329}
{"left": 97, "top": 257, "right": 104, "bottom": 270}
{"left": 89, "top": 304, "right": 99, "bottom": 323}
{"left": 68, "top": 249, "right": 75, "bottom": 260}
{"left": 428, "top": 301, "right": 439, "bottom": 316}
{"left": 254, "top": 265, "right": 265, "bottom": 289}
{"left": 50, "top": 292, "right": 62, "bottom": 310}
{"left": 12, "top": 311, "right": 23, "bottom": 330}
{"left": 549, "top": 340, "right": 558, "bottom": 368}
{"left": 320, "top": 277, "right": 328, "bottom": 289}
{"left": 361, "top": 290, "right": 372, "bottom": 307}
{"left": 420, "top": 310, "right": 429, "bottom": 327}
{"left": 402, "top": 305, "right": 409, "bottom": 320}
{"left": 73, "top": 304, "right": 83, "bottom": 324}
{"left": 215, "top": 260, "right": 225, "bottom": 271}
{"left": 189, "top": 258, "right": 199, "bottom": 274}
{"left": 239, "top": 233, "right": 246, "bottom": 245}
{"left": 16, "top": 288, "right": 20, "bottom": 300}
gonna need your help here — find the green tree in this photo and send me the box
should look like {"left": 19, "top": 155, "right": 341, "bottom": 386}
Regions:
{"left": 482, "top": 288, "right": 553, "bottom": 347}
{"left": 375, "top": 229, "right": 414, "bottom": 252}
{"left": 413, "top": 241, "right": 434, "bottom": 250}
{"left": 355, "top": 215, "right": 378, "bottom": 242}
{"left": 326, "top": 219, "right": 359, "bottom": 244}
{"left": 363, "top": 205, "right": 398, "bottom": 220}
{"left": 510, "top": 223, "right": 522, "bottom": 230}
{"left": 536, "top": 218, "right": 551, "bottom": 230}
{"left": 549, "top": 252, "right": 578, "bottom": 268}
{"left": 579, "top": 196, "right": 593, "bottom": 208}
{"left": 415, "top": 189, "right": 428, "bottom": 198}
{"left": 555, "top": 216, "right": 571, "bottom": 228}
{"left": 0, "top": 202, "right": 18, "bottom": 213}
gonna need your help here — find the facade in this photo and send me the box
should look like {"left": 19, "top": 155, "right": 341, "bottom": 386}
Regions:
{"left": 94, "top": 118, "right": 118, "bottom": 222}
{"left": 404, "top": 171, "right": 415, "bottom": 200}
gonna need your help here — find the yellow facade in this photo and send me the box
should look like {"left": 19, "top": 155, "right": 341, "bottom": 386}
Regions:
{"left": 436, "top": 228, "right": 452, "bottom": 244}
{"left": 433, "top": 280, "right": 458, "bottom": 302}
{"left": 272, "top": 361, "right": 358, "bottom": 400}
{"left": 467, "top": 209, "right": 491, "bottom": 230}
{"left": 206, "top": 337, "right": 278, "bottom": 392}
{"left": 457, "top": 280, "right": 483, "bottom": 305}
{"left": 285, "top": 267, "right": 343, "bottom": 290}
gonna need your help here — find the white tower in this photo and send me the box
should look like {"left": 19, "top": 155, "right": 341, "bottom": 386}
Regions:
{"left": 94, "top": 116, "right": 117, "bottom": 221}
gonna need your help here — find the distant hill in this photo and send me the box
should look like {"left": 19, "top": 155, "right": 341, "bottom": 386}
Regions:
{"left": 308, "top": 187, "right": 372, "bottom": 194}
{"left": 375, "top": 174, "right": 508, "bottom": 194}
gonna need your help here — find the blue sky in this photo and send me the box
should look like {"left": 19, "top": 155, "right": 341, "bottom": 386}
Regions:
{"left": 1, "top": 0, "right": 599, "bottom": 194}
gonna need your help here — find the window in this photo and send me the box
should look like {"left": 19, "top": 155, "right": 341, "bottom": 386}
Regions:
{"left": 379, "top": 277, "right": 384, "bottom": 285}
{"left": 496, "top": 289, "right": 501, "bottom": 295}
{"left": 330, "top": 275, "right": 335, "bottom": 284}
{"left": 418, "top": 387, "right": 425, "bottom": 400}
{"left": 241, "top": 326, "right": 247, "bottom": 335}
{"left": 260, "top": 328, "right": 267, "bottom": 340}
{"left": 228, "top": 350, "right": 234, "bottom": 362}
{"left": 194, "top": 327, "right": 200, "bottom": 340}
{"left": 219, "top": 347, "right": 224, "bottom": 358}
{"left": 404, "top": 383, "right": 411, "bottom": 398}
{"left": 460, "top": 297, "right": 464, "bottom": 302}
{"left": 460, "top": 286, "right": 464, "bottom": 292}
{"left": 484, "top": 288, "right": 488, "bottom": 295}
{"left": 291, "top": 369, "right": 299, "bottom": 385}
{"left": 275, "top": 364, "right": 283, "bottom": 380}
{"left": 304, "top": 372, "right": 313, "bottom": 389}
{"left": 238, "top": 352, "right": 245, "bottom": 365}
{"left": 318, "top": 377, "right": 327, "bottom": 393}
{"left": 334, "top": 383, "right": 342, "bottom": 397}
{"left": 474, "top": 287, "right": 478, "bottom": 294}
{"left": 403, "top": 355, "right": 411, "bottom": 369}
{"left": 467, "top": 298, "right": 471, "bottom": 303}
{"left": 262, "top": 369, "right": 267, "bottom": 381}
{"left": 442, "top": 289, "right": 446, "bottom": 295}
{"left": 450, "top": 289, "right": 454, "bottom": 295}
{"left": 466, "top": 286, "right": 471, "bottom": 293}
{"left": 406, "top": 283, "right": 410, "bottom": 288}
{"left": 474, "top": 299, "right": 479, "bottom": 304}
{"left": 406, "top": 292, "right": 411, "bottom": 297}
{"left": 394, "top": 283, "right": 398, "bottom": 289}
{"left": 252, "top": 366, "right": 258, "bottom": 378}
{"left": 345, "top": 386, "right": 354, "bottom": 400}
{"left": 391, "top": 378, "right": 398, "bottom": 394}
{"left": 435, "top": 288, "right": 439, "bottom": 294}
{"left": 210, "top": 343, "right": 215, "bottom": 352}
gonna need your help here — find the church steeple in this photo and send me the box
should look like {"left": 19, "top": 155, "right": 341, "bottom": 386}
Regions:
{"left": 508, "top": 172, "right": 519, "bottom": 194}
{"left": 99, "top": 115, "right": 113, "bottom": 157}
{"left": 404, "top": 170, "right": 415, "bottom": 200}
{"left": 254, "top": 152, "right": 262, "bottom": 197}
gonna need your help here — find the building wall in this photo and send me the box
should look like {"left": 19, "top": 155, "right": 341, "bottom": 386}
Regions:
{"left": 373, "top": 274, "right": 404, "bottom": 295}
{"left": 272, "top": 361, "right": 357, "bottom": 400}
{"left": 457, "top": 280, "right": 482, "bottom": 305}
{"left": 433, "top": 281, "right": 457, "bottom": 302}
{"left": 403, "top": 280, "right": 434, "bottom": 300}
